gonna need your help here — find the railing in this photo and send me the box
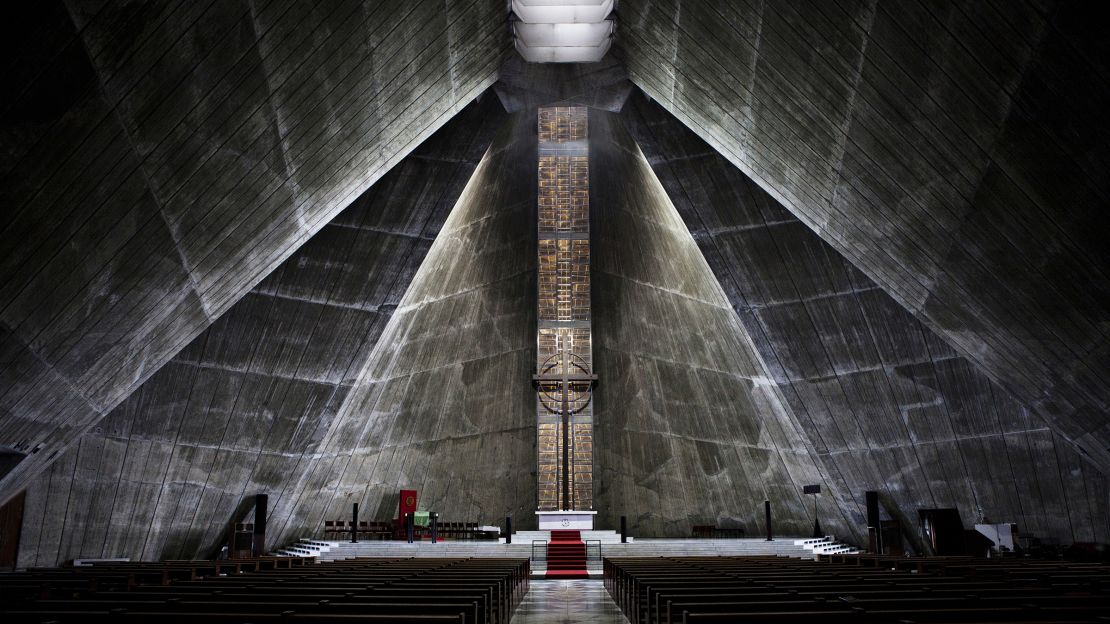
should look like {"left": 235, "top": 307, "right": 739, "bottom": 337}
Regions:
{"left": 530, "top": 538, "right": 601, "bottom": 567}
{"left": 585, "top": 539, "right": 601, "bottom": 565}
{"left": 691, "top": 525, "right": 746, "bottom": 538}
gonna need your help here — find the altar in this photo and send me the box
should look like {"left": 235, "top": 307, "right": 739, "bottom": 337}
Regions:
{"left": 536, "top": 510, "right": 597, "bottom": 530}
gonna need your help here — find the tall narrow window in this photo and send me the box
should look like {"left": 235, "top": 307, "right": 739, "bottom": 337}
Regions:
{"left": 534, "top": 106, "right": 595, "bottom": 511}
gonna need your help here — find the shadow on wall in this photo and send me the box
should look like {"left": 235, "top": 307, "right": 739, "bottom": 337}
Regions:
{"left": 376, "top": 492, "right": 400, "bottom": 524}
{"left": 0, "top": 449, "right": 26, "bottom": 483}
{"left": 170, "top": 495, "right": 264, "bottom": 562}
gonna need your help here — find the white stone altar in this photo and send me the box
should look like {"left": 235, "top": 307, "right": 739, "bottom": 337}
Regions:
{"left": 536, "top": 510, "right": 597, "bottom": 530}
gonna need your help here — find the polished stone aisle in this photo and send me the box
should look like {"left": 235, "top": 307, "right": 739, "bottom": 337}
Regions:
{"left": 510, "top": 579, "right": 629, "bottom": 623}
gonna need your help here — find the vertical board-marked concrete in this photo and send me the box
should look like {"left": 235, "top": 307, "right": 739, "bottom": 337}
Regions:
{"left": 15, "top": 95, "right": 509, "bottom": 567}
{"left": 621, "top": 89, "right": 1110, "bottom": 546}
{"left": 273, "top": 111, "right": 538, "bottom": 544}
{"left": 0, "top": 0, "right": 510, "bottom": 504}
{"left": 589, "top": 110, "right": 857, "bottom": 540}
{"left": 617, "top": 0, "right": 1110, "bottom": 473}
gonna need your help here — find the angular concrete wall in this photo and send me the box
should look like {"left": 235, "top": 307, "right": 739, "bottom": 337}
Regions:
{"left": 0, "top": 0, "right": 509, "bottom": 503}
{"left": 270, "top": 111, "right": 538, "bottom": 545}
{"left": 15, "top": 96, "right": 508, "bottom": 566}
{"left": 588, "top": 110, "right": 858, "bottom": 540}
{"left": 494, "top": 55, "right": 633, "bottom": 112}
{"left": 621, "top": 90, "right": 1110, "bottom": 546}
{"left": 617, "top": 1, "right": 1110, "bottom": 472}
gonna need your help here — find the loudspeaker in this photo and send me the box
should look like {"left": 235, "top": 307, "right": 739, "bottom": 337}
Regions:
{"left": 351, "top": 502, "right": 359, "bottom": 543}
{"left": 865, "top": 491, "right": 882, "bottom": 552}
{"left": 764, "top": 500, "right": 773, "bottom": 541}
{"left": 865, "top": 491, "right": 880, "bottom": 526}
{"left": 252, "top": 494, "right": 268, "bottom": 556}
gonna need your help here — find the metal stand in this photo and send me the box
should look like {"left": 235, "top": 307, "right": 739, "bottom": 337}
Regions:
{"left": 803, "top": 485, "right": 822, "bottom": 538}
{"left": 764, "top": 499, "right": 773, "bottom": 541}
{"left": 252, "top": 494, "right": 268, "bottom": 556}
{"left": 351, "top": 502, "right": 359, "bottom": 543}
{"left": 811, "top": 495, "right": 822, "bottom": 538}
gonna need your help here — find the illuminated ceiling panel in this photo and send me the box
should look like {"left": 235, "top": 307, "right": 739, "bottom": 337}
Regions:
{"left": 514, "top": 22, "right": 613, "bottom": 48}
{"left": 512, "top": 0, "right": 614, "bottom": 24}
{"left": 512, "top": 0, "right": 614, "bottom": 63}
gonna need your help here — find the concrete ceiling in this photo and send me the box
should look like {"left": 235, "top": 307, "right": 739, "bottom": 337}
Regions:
{"left": 615, "top": 0, "right": 1110, "bottom": 472}
{"left": 0, "top": 0, "right": 510, "bottom": 503}
{"left": 16, "top": 94, "right": 508, "bottom": 567}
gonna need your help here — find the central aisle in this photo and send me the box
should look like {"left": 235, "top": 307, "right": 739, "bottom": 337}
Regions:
{"left": 510, "top": 579, "right": 628, "bottom": 623}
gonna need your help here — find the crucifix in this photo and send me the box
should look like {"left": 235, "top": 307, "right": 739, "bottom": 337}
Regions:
{"left": 534, "top": 347, "right": 597, "bottom": 509}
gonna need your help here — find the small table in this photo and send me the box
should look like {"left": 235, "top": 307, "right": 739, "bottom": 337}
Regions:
{"left": 536, "top": 510, "right": 597, "bottom": 530}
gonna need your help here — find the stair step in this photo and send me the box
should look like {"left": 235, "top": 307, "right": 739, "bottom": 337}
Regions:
{"left": 275, "top": 536, "right": 832, "bottom": 562}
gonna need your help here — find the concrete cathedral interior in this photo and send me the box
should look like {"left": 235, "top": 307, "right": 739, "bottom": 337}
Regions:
{"left": 1, "top": 1, "right": 1108, "bottom": 622}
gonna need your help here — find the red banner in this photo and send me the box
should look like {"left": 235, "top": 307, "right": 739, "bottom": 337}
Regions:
{"left": 398, "top": 489, "right": 417, "bottom": 522}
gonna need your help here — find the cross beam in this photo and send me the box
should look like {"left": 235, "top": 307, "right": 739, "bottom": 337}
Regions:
{"left": 533, "top": 349, "right": 597, "bottom": 509}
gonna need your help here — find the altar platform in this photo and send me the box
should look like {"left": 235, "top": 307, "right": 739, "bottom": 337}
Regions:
{"left": 275, "top": 535, "right": 852, "bottom": 571}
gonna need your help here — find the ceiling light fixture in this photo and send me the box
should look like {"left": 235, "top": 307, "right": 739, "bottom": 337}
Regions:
{"left": 512, "top": 0, "right": 615, "bottom": 63}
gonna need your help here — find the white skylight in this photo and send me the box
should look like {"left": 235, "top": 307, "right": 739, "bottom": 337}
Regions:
{"left": 512, "top": 0, "right": 615, "bottom": 24}
{"left": 511, "top": 0, "right": 615, "bottom": 63}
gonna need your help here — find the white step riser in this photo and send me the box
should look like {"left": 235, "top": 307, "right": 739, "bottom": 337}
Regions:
{"left": 793, "top": 537, "right": 835, "bottom": 546}
{"left": 787, "top": 536, "right": 858, "bottom": 556}
{"left": 277, "top": 538, "right": 825, "bottom": 562}
{"left": 272, "top": 537, "right": 852, "bottom": 561}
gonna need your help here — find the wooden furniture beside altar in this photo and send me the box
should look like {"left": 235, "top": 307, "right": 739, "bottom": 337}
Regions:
{"left": 228, "top": 523, "right": 254, "bottom": 559}
{"left": 320, "top": 519, "right": 486, "bottom": 541}
{"left": 690, "top": 525, "right": 745, "bottom": 539}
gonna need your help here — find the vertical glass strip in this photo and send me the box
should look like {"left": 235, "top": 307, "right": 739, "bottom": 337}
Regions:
{"left": 536, "top": 106, "right": 594, "bottom": 511}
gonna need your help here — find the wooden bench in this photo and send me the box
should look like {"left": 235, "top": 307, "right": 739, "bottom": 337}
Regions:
{"left": 605, "top": 554, "right": 1110, "bottom": 624}
{"left": 0, "top": 556, "right": 527, "bottom": 624}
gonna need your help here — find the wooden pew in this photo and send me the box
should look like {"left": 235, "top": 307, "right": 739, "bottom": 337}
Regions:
{"left": 605, "top": 554, "right": 1110, "bottom": 624}
{"left": 0, "top": 556, "right": 526, "bottom": 624}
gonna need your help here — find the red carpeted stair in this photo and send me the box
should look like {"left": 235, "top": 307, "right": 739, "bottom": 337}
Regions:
{"left": 545, "top": 529, "right": 588, "bottom": 579}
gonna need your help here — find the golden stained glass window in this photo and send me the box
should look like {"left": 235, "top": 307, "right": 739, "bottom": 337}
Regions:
{"left": 539, "top": 156, "right": 589, "bottom": 233}
{"left": 539, "top": 107, "right": 587, "bottom": 143}
{"left": 535, "top": 106, "right": 594, "bottom": 512}
{"left": 538, "top": 239, "right": 590, "bottom": 322}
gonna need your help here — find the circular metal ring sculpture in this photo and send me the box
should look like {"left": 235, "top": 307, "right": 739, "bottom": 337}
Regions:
{"left": 537, "top": 352, "right": 593, "bottom": 415}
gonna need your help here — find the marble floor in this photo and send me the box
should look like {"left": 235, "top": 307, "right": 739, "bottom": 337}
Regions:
{"left": 510, "top": 579, "right": 629, "bottom": 623}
